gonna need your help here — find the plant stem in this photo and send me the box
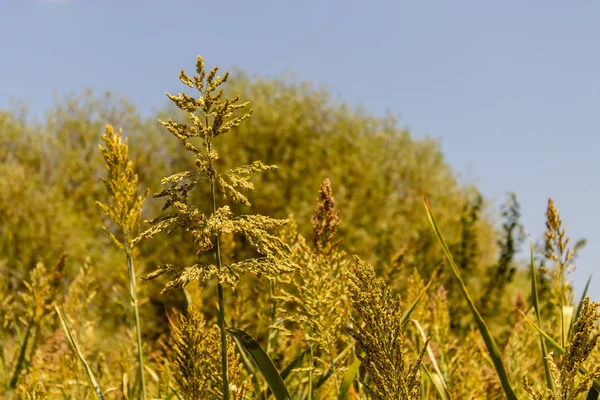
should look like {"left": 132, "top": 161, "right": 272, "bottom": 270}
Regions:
{"left": 308, "top": 344, "right": 314, "bottom": 400}
{"left": 8, "top": 316, "right": 34, "bottom": 392}
{"left": 217, "top": 281, "right": 229, "bottom": 400}
{"left": 209, "top": 141, "right": 230, "bottom": 400}
{"left": 325, "top": 336, "right": 339, "bottom": 397}
{"left": 126, "top": 245, "right": 147, "bottom": 400}
{"left": 266, "top": 280, "right": 277, "bottom": 356}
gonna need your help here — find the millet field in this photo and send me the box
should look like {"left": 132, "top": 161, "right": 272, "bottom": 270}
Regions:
{"left": 1, "top": 54, "right": 598, "bottom": 400}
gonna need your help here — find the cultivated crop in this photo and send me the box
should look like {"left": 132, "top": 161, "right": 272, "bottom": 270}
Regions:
{"left": 1, "top": 55, "right": 598, "bottom": 400}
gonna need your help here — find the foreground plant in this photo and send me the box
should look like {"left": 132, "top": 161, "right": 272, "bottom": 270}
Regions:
{"left": 279, "top": 179, "right": 351, "bottom": 397}
{"left": 523, "top": 297, "right": 600, "bottom": 399}
{"left": 97, "top": 124, "right": 148, "bottom": 399}
{"left": 541, "top": 198, "right": 586, "bottom": 348}
{"left": 347, "top": 256, "right": 427, "bottom": 399}
{"left": 171, "top": 305, "right": 250, "bottom": 399}
{"left": 423, "top": 192, "right": 518, "bottom": 399}
{"left": 5, "top": 256, "right": 65, "bottom": 398}
{"left": 138, "top": 55, "right": 294, "bottom": 399}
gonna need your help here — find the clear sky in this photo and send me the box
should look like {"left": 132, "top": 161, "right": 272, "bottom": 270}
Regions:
{"left": 1, "top": 1, "right": 598, "bottom": 298}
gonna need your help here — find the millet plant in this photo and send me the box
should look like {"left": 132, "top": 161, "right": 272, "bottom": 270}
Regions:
{"left": 137, "top": 56, "right": 295, "bottom": 400}
{"left": 3, "top": 54, "right": 600, "bottom": 400}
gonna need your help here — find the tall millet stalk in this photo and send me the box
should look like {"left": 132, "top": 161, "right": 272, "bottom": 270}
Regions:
{"left": 138, "top": 56, "right": 295, "bottom": 399}
{"left": 97, "top": 125, "right": 148, "bottom": 399}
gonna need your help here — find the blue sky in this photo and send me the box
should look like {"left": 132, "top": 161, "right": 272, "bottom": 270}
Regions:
{"left": 1, "top": 1, "right": 598, "bottom": 298}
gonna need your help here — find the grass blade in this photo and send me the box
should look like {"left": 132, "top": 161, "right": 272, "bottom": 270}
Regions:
{"left": 423, "top": 192, "right": 517, "bottom": 400}
{"left": 4, "top": 318, "right": 34, "bottom": 400}
{"left": 56, "top": 306, "right": 105, "bottom": 400}
{"left": 314, "top": 344, "right": 352, "bottom": 389}
{"left": 562, "top": 305, "right": 574, "bottom": 347}
{"left": 260, "top": 347, "right": 308, "bottom": 400}
{"left": 411, "top": 320, "right": 452, "bottom": 399}
{"left": 521, "top": 312, "right": 600, "bottom": 393}
{"left": 169, "top": 385, "right": 183, "bottom": 400}
{"left": 401, "top": 273, "right": 433, "bottom": 328}
{"left": 528, "top": 236, "right": 555, "bottom": 393}
{"left": 572, "top": 274, "right": 593, "bottom": 336}
{"left": 227, "top": 327, "right": 291, "bottom": 400}
{"left": 231, "top": 332, "right": 264, "bottom": 396}
{"left": 281, "top": 347, "right": 308, "bottom": 381}
{"left": 422, "top": 364, "right": 449, "bottom": 400}
{"left": 337, "top": 359, "right": 360, "bottom": 400}
{"left": 8, "top": 317, "right": 33, "bottom": 391}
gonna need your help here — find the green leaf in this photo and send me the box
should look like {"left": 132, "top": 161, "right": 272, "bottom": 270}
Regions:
{"left": 411, "top": 320, "right": 451, "bottom": 400}
{"left": 260, "top": 347, "right": 308, "bottom": 400}
{"left": 401, "top": 273, "right": 433, "bottom": 328}
{"left": 338, "top": 360, "right": 360, "bottom": 400}
{"left": 7, "top": 317, "right": 34, "bottom": 393}
{"left": 423, "top": 192, "right": 517, "bottom": 400}
{"left": 521, "top": 312, "right": 600, "bottom": 393}
{"left": 231, "top": 332, "right": 263, "bottom": 396}
{"left": 227, "top": 327, "right": 291, "bottom": 400}
{"left": 572, "top": 274, "right": 593, "bottom": 337}
{"left": 267, "top": 317, "right": 285, "bottom": 356}
{"left": 280, "top": 347, "right": 308, "bottom": 381}
{"left": 56, "top": 306, "right": 105, "bottom": 400}
{"left": 314, "top": 344, "right": 352, "bottom": 389}
{"left": 422, "top": 365, "right": 449, "bottom": 400}
{"left": 168, "top": 386, "right": 184, "bottom": 400}
{"left": 562, "top": 305, "right": 575, "bottom": 347}
{"left": 528, "top": 236, "right": 555, "bottom": 394}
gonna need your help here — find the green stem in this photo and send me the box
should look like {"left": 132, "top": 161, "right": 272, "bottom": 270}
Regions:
{"left": 266, "top": 280, "right": 277, "bottom": 356}
{"left": 126, "top": 245, "right": 147, "bottom": 400}
{"left": 217, "top": 282, "right": 229, "bottom": 400}
{"left": 325, "top": 336, "right": 339, "bottom": 397}
{"left": 308, "top": 344, "right": 314, "bottom": 400}
{"left": 8, "top": 317, "right": 34, "bottom": 392}
{"left": 209, "top": 141, "right": 230, "bottom": 400}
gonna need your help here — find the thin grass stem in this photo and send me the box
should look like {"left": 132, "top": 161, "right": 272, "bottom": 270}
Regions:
{"left": 126, "top": 244, "right": 147, "bottom": 400}
{"left": 208, "top": 138, "right": 230, "bottom": 400}
{"left": 326, "top": 336, "right": 339, "bottom": 397}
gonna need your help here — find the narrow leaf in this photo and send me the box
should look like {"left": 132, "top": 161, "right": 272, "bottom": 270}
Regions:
{"left": 8, "top": 317, "right": 34, "bottom": 391}
{"left": 521, "top": 312, "right": 600, "bottom": 393}
{"left": 338, "top": 360, "right": 360, "bottom": 400}
{"left": 227, "top": 327, "right": 291, "bottom": 400}
{"left": 562, "top": 305, "right": 575, "bottom": 347}
{"left": 261, "top": 347, "right": 308, "bottom": 400}
{"left": 280, "top": 347, "right": 308, "bottom": 381}
{"left": 401, "top": 273, "right": 433, "bottom": 328}
{"left": 314, "top": 344, "right": 352, "bottom": 389}
{"left": 56, "top": 306, "right": 105, "bottom": 400}
{"left": 231, "top": 332, "right": 263, "bottom": 396}
{"left": 528, "top": 236, "right": 555, "bottom": 393}
{"left": 573, "top": 274, "right": 593, "bottom": 336}
{"left": 423, "top": 192, "right": 517, "bottom": 400}
{"left": 411, "top": 320, "right": 452, "bottom": 399}
{"left": 422, "top": 365, "right": 449, "bottom": 400}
